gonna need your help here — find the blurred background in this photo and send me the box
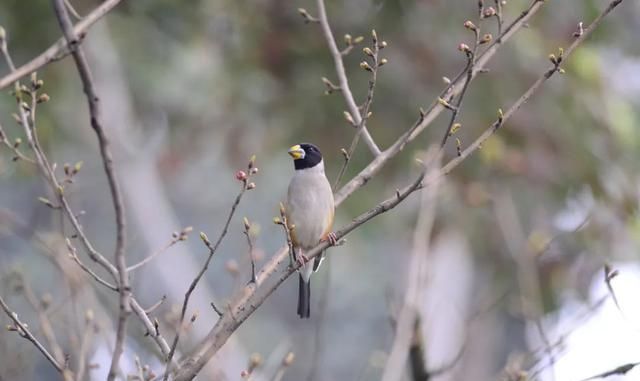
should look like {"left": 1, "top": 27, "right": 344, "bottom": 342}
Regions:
{"left": 1, "top": 0, "right": 640, "bottom": 380}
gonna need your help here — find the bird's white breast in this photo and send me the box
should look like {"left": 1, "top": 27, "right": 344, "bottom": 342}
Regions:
{"left": 286, "top": 161, "right": 334, "bottom": 250}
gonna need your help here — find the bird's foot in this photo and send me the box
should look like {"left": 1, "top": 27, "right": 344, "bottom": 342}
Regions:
{"left": 321, "top": 232, "right": 338, "bottom": 246}
{"left": 296, "top": 253, "right": 309, "bottom": 266}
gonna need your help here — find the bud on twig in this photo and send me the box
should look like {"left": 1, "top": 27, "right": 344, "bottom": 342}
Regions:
{"left": 481, "top": 34, "right": 493, "bottom": 44}
{"left": 37, "top": 94, "right": 50, "bottom": 104}
{"left": 457, "top": 43, "right": 471, "bottom": 55}
{"left": 464, "top": 20, "right": 477, "bottom": 31}
{"left": 199, "top": 232, "right": 210, "bottom": 245}
{"left": 360, "top": 61, "right": 373, "bottom": 72}
{"left": 483, "top": 7, "right": 496, "bottom": 18}
{"left": 343, "top": 111, "right": 354, "bottom": 125}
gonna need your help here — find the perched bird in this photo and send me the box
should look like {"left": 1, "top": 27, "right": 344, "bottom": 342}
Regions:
{"left": 286, "top": 143, "right": 336, "bottom": 318}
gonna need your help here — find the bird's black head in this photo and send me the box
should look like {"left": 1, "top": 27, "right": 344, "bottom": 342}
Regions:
{"left": 288, "top": 143, "right": 323, "bottom": 170}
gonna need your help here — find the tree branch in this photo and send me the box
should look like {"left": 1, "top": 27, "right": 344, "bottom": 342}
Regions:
{"left": 334, "top": 0, "right": 546, "bottom": 206}
{"left": 164, "top": 165, "right": 254, "bottom": 380}
{"left": 0, "top": 295, "right": 65, "bottom": 374}
{"left": 0, "top": 0, "right": 123, "bottom": 90}
{"left": 50, "top": 1, "right": 129, "bottom": 379}
{"left": 315, "top": 0, "right": 381, "bottom": 156}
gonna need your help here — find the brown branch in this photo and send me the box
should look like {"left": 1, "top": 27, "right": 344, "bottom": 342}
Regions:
{"left": 437, "top": 0, "right": 626, "bottom": 182}
{"left": 0, "top": 0, "right": 123, "bottom": 90}
{"left": 164, "top": 177, "right": 252, "bottom": 380}
{"left": 315, "top": 0, "right": 381, "bottom": 156}
{"left": 334, "top": 0, "right": 547, "bottom": 206}
{"left": 0, "top": 295, "right": 65, "bottom": 373}
{"left": 333, "top": 30, "right": 384, "bottom": 190}
{"left": 50, "top": 1, "right": 130, "bottom": 380}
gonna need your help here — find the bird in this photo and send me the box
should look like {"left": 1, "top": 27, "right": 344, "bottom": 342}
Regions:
{"left": 286, "top": 143, "right": 336, "bottom": 318}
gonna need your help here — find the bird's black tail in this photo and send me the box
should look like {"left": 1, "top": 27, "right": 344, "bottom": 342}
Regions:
{"left": 297, "top": 274, "right": 311, "bottom": 318}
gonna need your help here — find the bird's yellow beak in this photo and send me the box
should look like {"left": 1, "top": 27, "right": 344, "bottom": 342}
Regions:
{"left": 288, "top": 145, "right": 305, "bottom": 160}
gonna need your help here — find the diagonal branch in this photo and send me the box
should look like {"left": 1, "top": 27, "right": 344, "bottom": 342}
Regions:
{"left": 0, "top": 295, "right": 65, "bottom": 374}
{"left": 315, "top": 0, "right": 381, "bottom": 157}
{"left": 50, "top": 1, "right": 129, "bottom": 380}
{"left": 164, "top": 170, "right": 254, "bottom": 380}
{"left": 0, "top": 0, "right": 124, "bottom": 90}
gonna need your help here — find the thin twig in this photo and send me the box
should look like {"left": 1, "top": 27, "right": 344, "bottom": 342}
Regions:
{"left": 0, "top": 0, "right": 123, "bottom": 90}
{"left": 315, "top": 0, "right": 381, "bottom": 156}
{"left": 439, "top": 18, "right": 481, "bottom": 149}
{"left": 276, "top": 203, "right": 296, "bottom": 267}
{"left": 243, "top": 218, "right": 258, "bottom": 284}
{"left": 0, "top": 122, "right": 36, "bottom": 163}
{"left": 0, "top": 295, "right": 65, "bottom": 373}
{"left": 127, "top": 227, "right": 191, "bottom": 272}
{"left": 144, "top": 295, "right": 167, "bottom": 314}
{"left": 66, "top": 238, "right": 118, "bottom": 291}
{"left": 20, "top": 277, "right": 68, "bottom": 369}
{"left": 163, "top": 180, "right": 251, "bottom": 380}
{"left": 333, "top": 30, "right": 383, "bottom": 190}
{"left": 64, "top": 0, "right": 84, "bottom": 20}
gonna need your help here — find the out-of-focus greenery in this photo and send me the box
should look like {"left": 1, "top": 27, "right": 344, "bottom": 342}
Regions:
{"left": 1, "top": 0, "right": 639, "bottom": 380}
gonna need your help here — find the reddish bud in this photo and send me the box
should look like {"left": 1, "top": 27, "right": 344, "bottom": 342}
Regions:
{"left": 458, "top": 43, "right": 471, "bottom": 53}
{"left": 235, "top": 170, "right": 247, "bottom": 181}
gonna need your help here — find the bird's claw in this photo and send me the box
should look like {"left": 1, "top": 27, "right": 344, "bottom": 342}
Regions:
{"left": 322, "top": 232, "right": 338, "bottom": 246}
{"left": 296, "top": 253, "right": 309, "bottom": 267}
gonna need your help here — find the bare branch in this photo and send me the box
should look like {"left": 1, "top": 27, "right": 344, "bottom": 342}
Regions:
{"left": 334, "top": 0, "right": 547, "bottom": 206}
{"left": 315, "top": 0, "right": 381, "bottom": 156}
{"left": 50, "top": 1, "right": 130, "bottom": 380}
{"left": 164, "top": 166, "right": 254, "bottom": 379}
{"left": 127, "top": 227, "right": 192, "bottom": 272}
{"left": 0, "top": 0, "right": 123, "bottom": 90}
{"left": 334, "top": 30, "right": 384, "bottom": 189}
{"left": 0, "top": 295, "right": 65, "bottom": 373}
{"left": 243, "top": 218, "right": 258, "bottom": 284}
{"left": 438, "top": 0, "right": 626, "bottom": 182}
